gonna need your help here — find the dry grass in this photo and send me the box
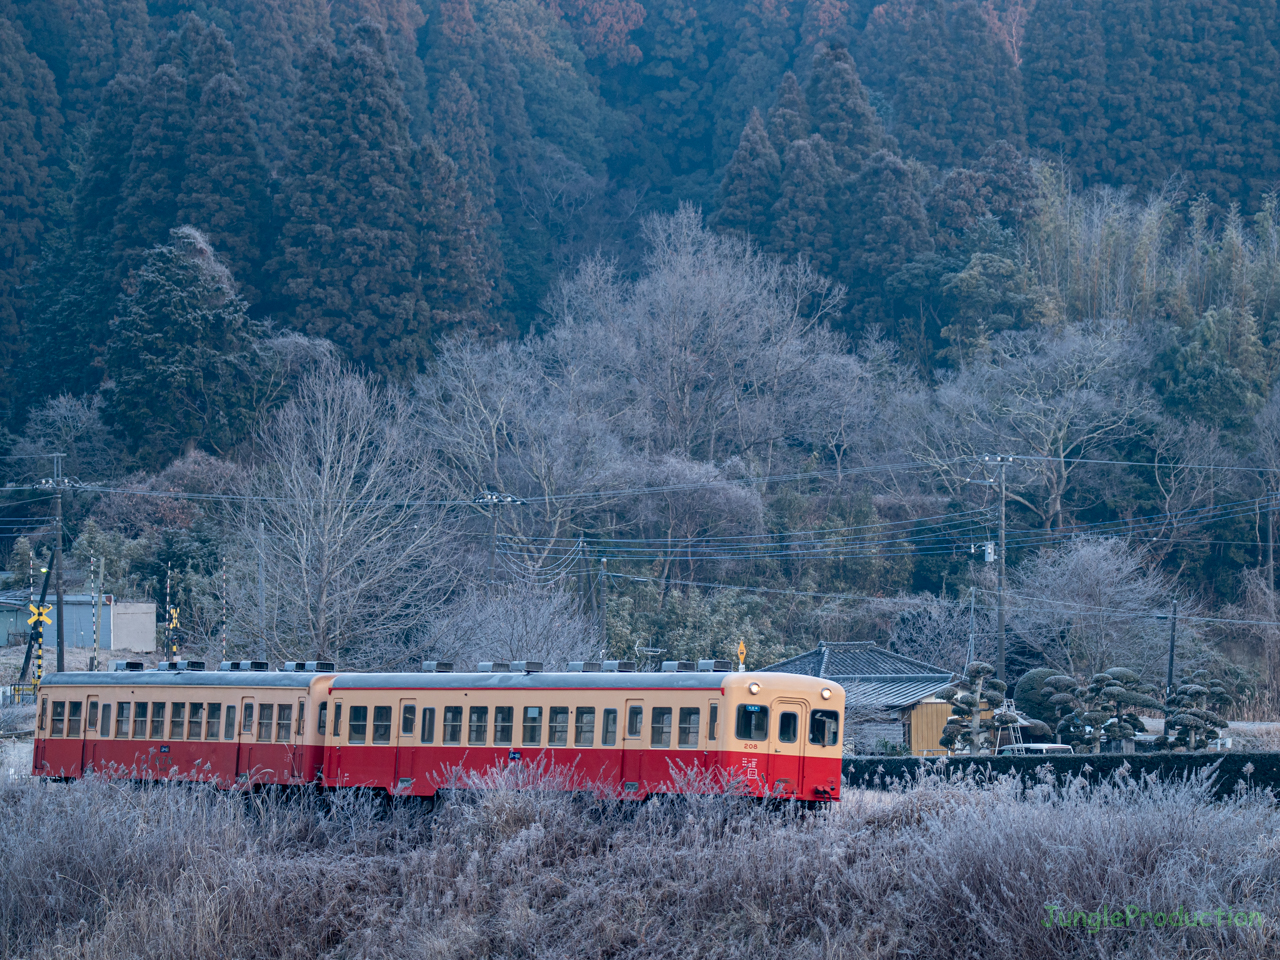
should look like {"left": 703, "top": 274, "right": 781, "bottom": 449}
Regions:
{"left": 0, "top": 765, "right": 1276, "bottom": 959}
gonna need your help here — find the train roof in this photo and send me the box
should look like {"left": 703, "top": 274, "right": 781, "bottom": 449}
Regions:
{"left": 38, "top": 671, "right": 319, "bottom": 689}
{"left": 37, "top": 670, "right": 835, "bottom": 694}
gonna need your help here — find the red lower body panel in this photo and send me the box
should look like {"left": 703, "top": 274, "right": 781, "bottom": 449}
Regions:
{"left": 34, "top": 738, "right": 840, "bottom": 801}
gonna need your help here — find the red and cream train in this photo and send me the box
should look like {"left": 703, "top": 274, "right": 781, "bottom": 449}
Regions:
{"left": 32, "top": 661, "right": 844, "bottom": 802}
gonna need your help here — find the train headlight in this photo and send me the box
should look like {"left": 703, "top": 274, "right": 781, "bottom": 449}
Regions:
{"left": 748, "top": 682, "right": 760, "bottom": 695}
{"left": 821, "top": 687, "right": 832, "bottom": 700}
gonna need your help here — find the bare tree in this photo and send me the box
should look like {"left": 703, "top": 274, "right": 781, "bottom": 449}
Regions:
{"left": 418, "top": 583, "right": 600, "bottom": 669}
{"left": 1009, "top": 536, "right": 1189, "bottom": 679}
{"left": 236, "top": 364, "right": 462, "bottom": 666}
{"left": 907, "top": 323, "right": 1157, "bottom": 530}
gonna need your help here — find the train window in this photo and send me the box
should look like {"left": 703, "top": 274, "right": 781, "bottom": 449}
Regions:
{"left": 778, "top": 712, "right": 798, "bottom": 744}
{"left": 372, "top": 705, "right": 391, "bottom": 744}
{"left": 735, "top": 704, "right": 768, "bottom": 741}
{"left": 708, "top": 703, "right": 718, "bottom": 741}
{"left": 224, "top": 705, "right": 236, "bottom": 740}
{"left": 348, "top": 706, "right": 368, "bottom": 744}
{"left": 443, "top": 706, "right": 462, "bottom": 745}
{"left": 151, "top": 703, "right": 166, "bottom": 738}
{"left": 468, "top": 706, "right": 488, "bottom": 745}
{"left": 87, "top": 701, "right": 99, "bottom": 731}
{"left": 494, "top": 707, "right": 513, "bottom": 746}
{"left": 133, "top": 702, "right": 148, "bottom": 738}
{"left": 575, "top": 707, "right": 595, "bottom": 747}
{"left": 277, "top": 705, "right": 293, "bottom": 742}
{"left": 626, "top": 706, "right": 643, "bottom": 738}
{"left": 115, "top": 702, "right": 130, "bottom": 738}
{"left": 678, "top": 708, "right": 700, "bottom": 748}
{"left": 651, "top": 708, "right": 672, "bottom": 747}
{"left": 188, "top": 703, "right": 204, "bottom": 740}
{"left": 548, "top": 707, "right": 569, "bottom": 746}
{"left": 38, "top": 697, "right": 47, "bottom": 731}
{"left": 50, "top": 701, "right": 65, "bottom": 737}
{"left": 522, "top": 706, "right": 542, "bottom": 746}
{"left": 421, "top": 707, "right": 435, "bottom": 744}
{"left": 331, "top": 703, "right": 341, "bottom": 737}
{"left": 206, "top": 704, "right": 222, "bottom": 740}
{"left": 258, "top": 704, "right": 274, "bottom": 742}
{"left": 296, "top": 702, "right": 305, "bottom": 737}
{"left": 809, "top": 709, "right": 839, "bottom": 747}
{"left": 170, "top": 702, "right": 186, "bottom": 739}
{"left": 602, "top": 709, "right": 617, "bottom": 746}
{"left": 318, "top": 702, "right": 328, "bottom": 736}
{"left": 401, "top": 704, "right": 416, "bottom": 736}
{"left": 67, "top": 702, "right": 82, "bottom": 737}
{"left": 242, "top": 703, "right": 254, "bottom": 734}
{"left": 100, "top": 704, "right": 110, "bottom": 737}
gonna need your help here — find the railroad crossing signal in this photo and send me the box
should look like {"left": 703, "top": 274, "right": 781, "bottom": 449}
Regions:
{"left": 168, "top": 606, "right": 180, "bottom": 630}
{"left": 27, "top": 603, "right": 51, "bottom": 626}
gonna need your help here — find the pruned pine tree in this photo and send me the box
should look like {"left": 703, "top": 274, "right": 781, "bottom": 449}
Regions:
{"left": 103, "top": 226, "right": 268, "bottom": 466}
{"left": 711, "top": 108, "right": 780, "bottom": 241}
{"left": 1164, "top": 671, "right": 1232, "bottom": 751}
{"left": 939, "top": 661, "right": 1011, "bottom": 756}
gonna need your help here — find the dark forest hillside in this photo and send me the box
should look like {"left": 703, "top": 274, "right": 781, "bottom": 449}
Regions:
{"left": 7, "top": 0, "right": 1280, "bottom": 714}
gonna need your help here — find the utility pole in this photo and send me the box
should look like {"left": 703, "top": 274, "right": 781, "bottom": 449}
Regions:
{"left": 221, "top": 556, "right": 228, "bottom": 664}
{"left": 1166, "top": 600, "right": 1178, "bottom": 698}
{"left": 165, "top": 563, "right": 173, "bottom": 662}
{"left": 53, "top": 453, "right": 64, "bottom": 674}
{"left": 599, "top": 557, "right": 608, "bottom": 652}
{"left": 967, "top": 586, "right": 976, "bottom": 667}
{"left": 975, "top": 455, "right": 1014, "bottom": 682}
{"left": 257, "top": 520, "right": 266, "bottom": 662}
{"left": 471, "top": 491, "right": 525, "bottom": 597}
{"left": 91, "top": 555, "right": 105, "bottom": 672}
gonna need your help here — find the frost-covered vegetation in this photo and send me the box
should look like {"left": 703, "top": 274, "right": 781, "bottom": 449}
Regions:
{"left": 0, "top": 768, "right": 1276, "bottom": 959}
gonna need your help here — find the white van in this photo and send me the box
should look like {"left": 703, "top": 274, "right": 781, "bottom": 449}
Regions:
{"left": 998, "top": 743, "right": 1074, "bottom": 756}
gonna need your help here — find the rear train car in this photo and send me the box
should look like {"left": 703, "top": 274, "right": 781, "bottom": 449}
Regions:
{"left": 32, "top": 667, "right": 843, "bottom": 802}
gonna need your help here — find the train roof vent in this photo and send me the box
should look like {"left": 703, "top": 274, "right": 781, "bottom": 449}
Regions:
{"left": 158, "top": 661, "right": 180, "bottom": 671}
{"left": 283, "top": 661, "right": 333, "bottom": 672}
{"left": 423, "top": 661, "right": 453, "bottom": 673}
{"left": 478, "top": 661, "right": 510, "bottom": 673}
{"left": 239, "top": 660, "right": 270, "bottom": 672}
{"left": 510, "top": 661, "right": 543, "bottom": 673}
{"left": 602, "top": 660, "right": 636, "bottom": 673}
{"left": 568, "top": 661, "right": 601, "bottom": 672}
{"left": 218, "top": 662, "right": 233, "bottom": 671}
{"left": 309, "top": 661, "right": 336, "bottom": 672}
{"left": 698, "top": 659, "right": 733, "bottom": 672}
{"left": 174, "top": 660, "right": 205, "bottom": 671}
{"left": 661, "top": 661, "right": 696, "bottom": 673}
{"left": 111, "top": 660, "right": 145, "bottom": 672}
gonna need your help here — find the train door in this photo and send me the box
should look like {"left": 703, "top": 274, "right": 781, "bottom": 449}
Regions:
{"left": 768, "top": 699, "right": 807, "bottom": 798}
{"left": 325, "top": 699, "right": 343, "bottom": 785}
{"left": 234, "top": 696, "right": 255, "bottom": 784}
{"left": 289, "top": 696, "right": 307, "bottom": 781}
{"left": 621, "top": 698, "right": 645, "bottom": 796}
{"left": 81, "top": 695, "right": 99, "bottom": 774}
{"left": 394, "top": 698, "right": 417, "bottom": 793}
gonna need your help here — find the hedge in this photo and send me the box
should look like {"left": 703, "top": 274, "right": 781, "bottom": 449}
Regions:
{"left": 842, "top": 753, "right": 1280, "bottom": 798}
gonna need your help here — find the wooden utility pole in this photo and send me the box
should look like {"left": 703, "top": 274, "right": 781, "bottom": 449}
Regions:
{"left": 1166, "top": 600, "right": 1178, "bottom": 697}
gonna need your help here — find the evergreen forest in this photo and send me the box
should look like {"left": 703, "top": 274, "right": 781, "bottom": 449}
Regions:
{"left": 6, "top": 0, "right": 1280, "bottom": 714}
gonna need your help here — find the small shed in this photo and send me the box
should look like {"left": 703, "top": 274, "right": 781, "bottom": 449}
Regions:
{"left": 764, "top": 641, "right": 962, "bottom": 756}
{"left": 0, "top": 592, "right": 157, "bottom": 652}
